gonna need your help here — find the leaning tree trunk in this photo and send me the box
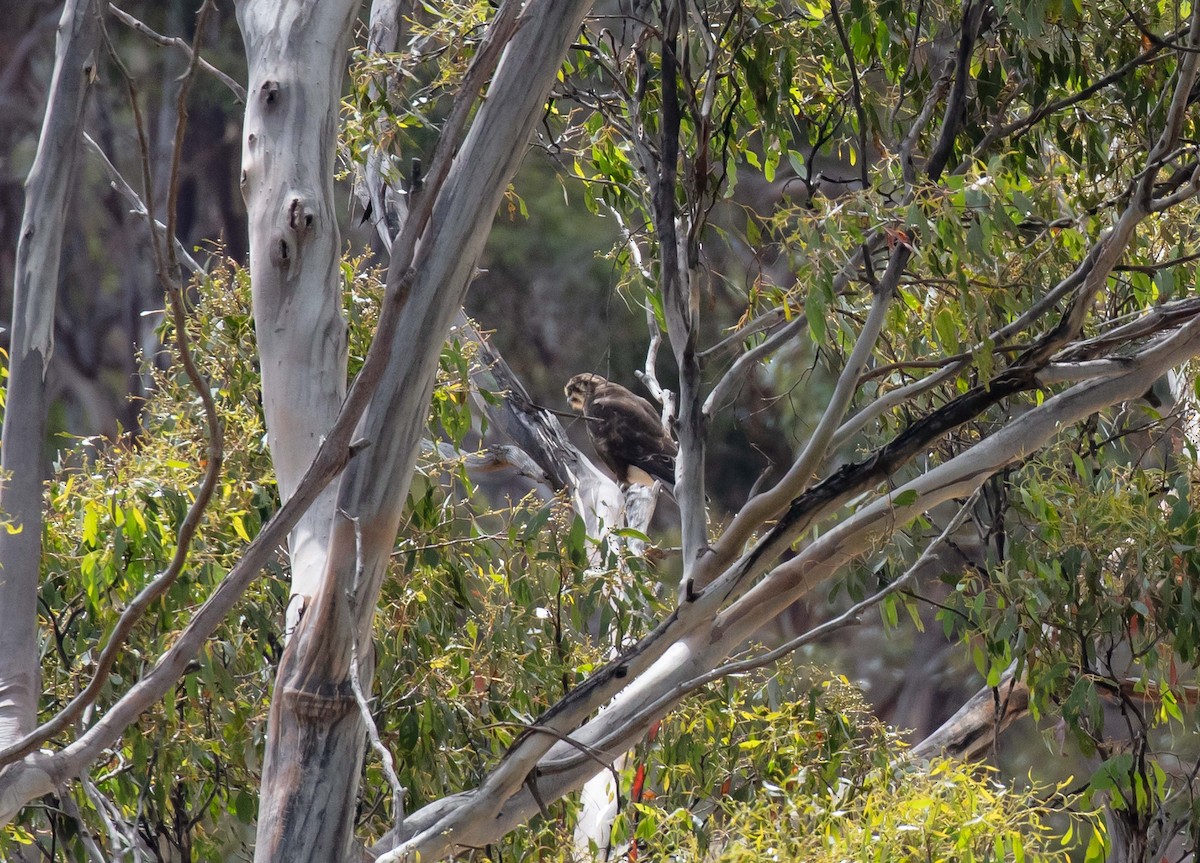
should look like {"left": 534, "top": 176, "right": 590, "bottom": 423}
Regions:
{"left": 250, "top": 3, "right": 595, "bottom": 861}
{"left": 0, "top": 0, "right": 100, "bottom": 749}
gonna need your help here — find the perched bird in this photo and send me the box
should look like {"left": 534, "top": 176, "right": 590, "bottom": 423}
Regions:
{"left": 565, "top": 373, "right": 677, "bottom": 487}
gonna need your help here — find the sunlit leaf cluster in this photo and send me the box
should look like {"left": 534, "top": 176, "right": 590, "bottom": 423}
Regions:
{"left": 607, "top": 674, "right": 1097, "bottom": 863}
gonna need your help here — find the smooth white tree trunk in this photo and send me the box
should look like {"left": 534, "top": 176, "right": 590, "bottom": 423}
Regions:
{"left": 234, "top": 2, "right": 360, "bottom": 861}
{"left": 236, "top": 0, "right": 356, "bottom": 639}
{"left": 252, "top": 4, "right": 596, "bottom": 861}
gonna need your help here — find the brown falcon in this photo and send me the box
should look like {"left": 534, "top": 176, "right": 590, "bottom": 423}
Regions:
{"left": 565, "top": 373, "right": 677, "bottom": 487}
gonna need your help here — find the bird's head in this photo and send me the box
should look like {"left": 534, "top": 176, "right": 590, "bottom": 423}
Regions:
{"left": 565, "top": 373, "right": 607, "bottom": 411}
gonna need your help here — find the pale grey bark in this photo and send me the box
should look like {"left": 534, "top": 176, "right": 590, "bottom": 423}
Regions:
{"left": 253, "top": 4, "right": 596, "bottom": 861}
{"left": 233, "top": 2, "right": 364, "bottom": 861}
{"left": 236, "top": 0, "right": 357, "bottom": 639}
{"left": 0, "top": 0, "right": 100, "bottom": 749}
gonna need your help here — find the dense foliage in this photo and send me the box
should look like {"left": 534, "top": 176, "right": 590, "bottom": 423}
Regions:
{"left": 8, "top": 0, "right": 1200, "bottom": 859}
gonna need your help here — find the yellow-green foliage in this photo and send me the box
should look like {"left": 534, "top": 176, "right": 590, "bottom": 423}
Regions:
{"left": 24, "top": 258, "right": 280, "bottom": 861}
{"left": 711, "top": 758, "right": 1085, "bottom": 863}
{"left": 614, "top": 676, "right": 1096, "bottom": 863}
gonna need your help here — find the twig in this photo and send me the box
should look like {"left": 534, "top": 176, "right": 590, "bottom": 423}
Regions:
{"left": 831, "top": 362, "right": 961, "bottom": 450}
{"left": 108, "top": 3, "right": 246, "bottom": 103}
{"left": 80, "top": 772, "right": 135, "bottom": 860}
{"left": 828, "top": 0, "right": 868, "bottom": 190}
{"left": 58, "top": 782, "right": 107, "bottom": 863}
{"left": 541, "top": 491, "right": 983, "bottom": 775}
{"left": 888, "top": 0, "right": 927, "bottom": 131}
{"left": 983, "top": 34, "right": 1175, "bottom": 150}
{"left": 0, "top": 2, "right": 224, "bottom": 765}
{"left": 347, "top": 514, "right": 407, "bottom": 832}
{"left": 860, "top": 342, "right": 1026, "bottom": 382}
{"left": 703, "top": 231, "right": 886, "bottom": 420}
{"left": 82, "top": 134, "right": 204, "bottom": 273}
{"left": 697, "top": 308, "right": 785, "bottom": 363}
{"left": 925, "top": 0, "right": 986, "bottom": 182}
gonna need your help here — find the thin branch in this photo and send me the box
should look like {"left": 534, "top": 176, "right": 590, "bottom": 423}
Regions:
{"left": 698, "top": 307, "right": 785, "bottom": 363}
{"left": 601, "top": 201, "right": 673, "bottom": 420}
{"left": 860, "top": 343, "right": 1026, "bottom": 382}
{"left": 925, "top": 0, "right": 987, "bottom": 181}
{"left": 828, "top": 0, "right": 868, "bottom": 189}
{"left": 79, "top": 772, "right": 134, "bottom": 860}
{"left": 1113, "top": 250, "right": 1200, "bottom": 274}
{"left": 708, "top": 245, "right": 908, "bottom": 577}
{"left": 703, "top": 314, "right": 804, "bottom": 416}
{"left": 0, "top": 2, "right": 224, "bottom": 765}
{"left": 108, "top": 3, "right": 246, "bottom": 103}
{"left": 162, "top": 0, "right": 213, "bottom": 273}
{"left": 636, "top": 300, "right": 675, "bottom": 426}
{"left": 348, "top": 515, "right": 407, "bottom": 833}
{"left": 58, "top": 783, "right": 107, "bottom": 863}
{"left": 986, "top": 33, "right": 1175, "bottom": 149}
{"left": 1150, "top": 162, "right": 1200, "bottom": 212}
{"left": 888, "top": 0, "right": 928, "bottom": 133}
{"left": 82, "top": 134, "right": 204, "bottom": 274}
{"left": 831, "top": 362, "right": 962, "bottom": 451}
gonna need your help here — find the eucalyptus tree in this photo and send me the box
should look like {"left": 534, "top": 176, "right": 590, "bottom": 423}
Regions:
{"left": 5, "top": 0, "right": 1200, "bottom": 862}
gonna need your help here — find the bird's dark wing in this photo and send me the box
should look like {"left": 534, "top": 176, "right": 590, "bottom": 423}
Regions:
{"left": 587, "top": 393, "right": 676, "bottom": 486}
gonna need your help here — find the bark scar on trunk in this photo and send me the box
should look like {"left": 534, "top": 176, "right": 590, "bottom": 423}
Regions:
{"left": 283, "top": 680, "right": 357, "bottom": 720}
{"left": 288, "top": 197, "right": 314, "bottom": 232}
